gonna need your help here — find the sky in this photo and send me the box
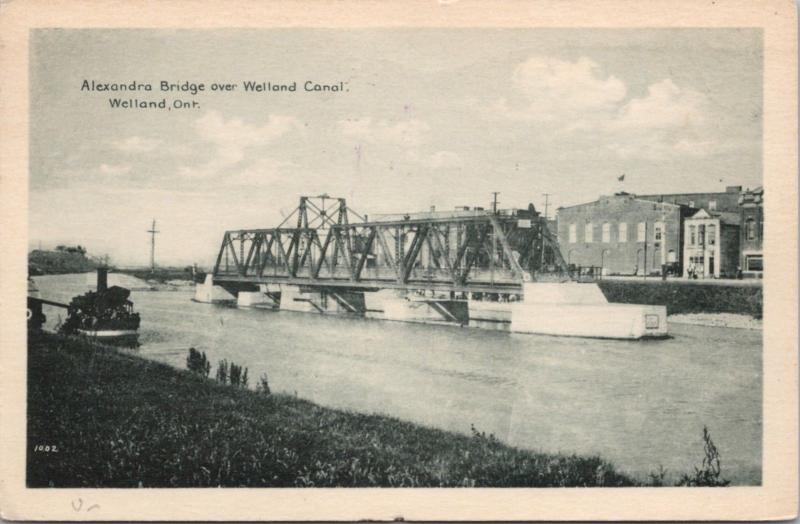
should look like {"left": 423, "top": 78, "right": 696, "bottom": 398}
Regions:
{"left": 29, "top": 28, "right": 763, "bottom": 267}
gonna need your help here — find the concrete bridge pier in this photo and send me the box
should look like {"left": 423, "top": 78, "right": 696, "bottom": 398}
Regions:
{"left": 509, "top": 283, "right": 668, "bottom": 339}
{"left": 237, "top": 286, "right": 280, "bottom": 309}
{"left": 364, "top": 290, "right": 469, "bottom": 325}
{"left": 194, "top": 274, "right": 236, "bottom": 303}
{"left": 279, "top": 285, "right": 366, "bottom": 315}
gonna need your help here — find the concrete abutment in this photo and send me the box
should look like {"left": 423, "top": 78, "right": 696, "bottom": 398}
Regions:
{"left": 196, "top": 276, "right": 667, "bottom": 339}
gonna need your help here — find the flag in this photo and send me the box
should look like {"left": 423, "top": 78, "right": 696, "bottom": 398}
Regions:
{"left": 618, "top": 174, "right": 625, "bottom": 182}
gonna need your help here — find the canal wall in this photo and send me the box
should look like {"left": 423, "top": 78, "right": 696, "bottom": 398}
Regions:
{"left": 597, "top": 280, "right": 763, "bottom": 318}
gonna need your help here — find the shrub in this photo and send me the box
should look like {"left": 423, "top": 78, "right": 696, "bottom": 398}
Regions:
{"left": 229, "top": 362, "right": 249, "bottom": 388}
{"left": 647, "top": 465, "right": 668, "bottom": 487}
{"left": 230, "top": 363, "right": 241, "bottom": 387}
{"left": 257, "top": 373, "right": 271, "bottom": 395}
{"left": 186, "top": 348, "right": 210, "bottom": 377}
{"left": 677, "top": 426, "right": 730, "bottom": 487}
{"left": 215, "top": 359, "right": 228, "bottom": 384}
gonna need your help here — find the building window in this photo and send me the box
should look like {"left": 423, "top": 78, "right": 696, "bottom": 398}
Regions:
{"left": 585, "top": 223, "right": 593, "bottom": 243}
{"left": 745, "top": 254, "right": 763, "bottom": 272}
{"left": 689, "top": 200, "right": 695, "bottom": 207}
{"left": 618, "top": 223, "right": 627, "bottom": 242}
{"left": 654, "top": 222, "right": 664, "bottom": 242}
{"left": 698, "top": 224, "right": 705, "bottom": 246}
{"left": 707, "top": 224, "right": 716, "bottom": 245}
{"left": 745, "top": 218, "right": 756, "bottom": 241}
{"left": 689, "top": 256, "right": 704, "bottom": 275}
{"left": 602, "top": 223, "right": 611, "bottom": 243}
{"left": 709, "top": 200, "right": 717, "bottom": 211}
{"left": 637, "top": 222, "right": 646, "bottom": 242}
{"left": 689, "top": 225, "right": 696, "bottom": 246}
{"left": 568, "top": 224, "right": 577, "bottom": 243}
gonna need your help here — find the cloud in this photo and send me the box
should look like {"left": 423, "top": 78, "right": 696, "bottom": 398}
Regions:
{"left": 339, "top": 118, "right": 430, "bottom": 147}
{"left": 112, "top": 136, "right": 161, "bottom": 153}
{"left": 603, "top": 80, "right": 715, "bottom": 159}
{"left": 194, "top": 111, "right": 299, "bottom": 150}
{"left": 612, "top": 79, "right": 707, "bottom": 131}
{"left": 97, "top": 163, "right": 131, "bottom": 176}
{"left": 181, "top": 111, "right": 300, "bottom": 178}
{"left": 494, "top": 56, "right": 627, "bottom": 121}
{"left": 489, "top": 55, "right": 720, "bottom": 160}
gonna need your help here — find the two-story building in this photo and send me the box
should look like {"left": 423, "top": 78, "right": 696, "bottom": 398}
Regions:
{"left": 682, "top": 209, "right": 740, "bottom": 279}
{"left": 556, "top": 193, "right": 694, "bottom": 276}
{"left": 738, "top": 186, "right": 763, "bottom": 277}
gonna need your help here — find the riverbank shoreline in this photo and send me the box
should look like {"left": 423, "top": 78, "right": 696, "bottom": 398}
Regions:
{"left": 668, "top": 313, "right": 762, "bottom": 330}
{"left": 27, "top": 332, "right": 638, "bottom": 488}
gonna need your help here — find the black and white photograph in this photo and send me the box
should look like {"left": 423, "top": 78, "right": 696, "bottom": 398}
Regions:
{"left": 1, "top": 1, "right": 797, "bottom": 521}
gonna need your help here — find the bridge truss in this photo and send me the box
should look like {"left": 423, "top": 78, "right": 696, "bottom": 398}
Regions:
{"left": 212, "top": 195, "right": 568, "bottom": 294}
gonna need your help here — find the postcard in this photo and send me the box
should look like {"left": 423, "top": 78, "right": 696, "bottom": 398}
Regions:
{"left": 0, "top": 0, "right": 796, "bottom": 520}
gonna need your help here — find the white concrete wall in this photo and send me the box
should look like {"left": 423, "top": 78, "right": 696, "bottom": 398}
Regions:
{"left": 278, "top": 285, "right": 321, "bottom": 313}
{"left": 237, "top": 291, "right": 279, "bottom": 308}
{"left": 193, "top": 275, "right": 235, "bottom": 303}
{"left": 522, "top": 282, "right": 608, "bottom": 305}
{"left": 511, "top": 302, "right": 667, "bottom": 339}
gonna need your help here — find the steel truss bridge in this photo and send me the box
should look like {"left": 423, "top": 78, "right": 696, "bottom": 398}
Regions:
{"left": 212, "top": 195, "right": 568, "bottom": 295}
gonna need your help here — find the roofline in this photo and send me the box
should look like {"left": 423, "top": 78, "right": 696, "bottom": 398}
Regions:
{"left": 557, "top": 194, "right": 684, "bottom": 211}
{"left": 636, "top": 191, "right": 740, "bottom": 198}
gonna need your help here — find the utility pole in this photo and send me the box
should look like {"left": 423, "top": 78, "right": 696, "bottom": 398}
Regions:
{"left": 489, "top": 192, "right": 500, "bottom": 282}
{"left": 147, "top": 219, "right": 160, "bottom": 272}
{"left": 642, "top": 220, "right": 648, "bottom": 280}
{"left": 542, "top": 193, "right": 550, "bottom": 219}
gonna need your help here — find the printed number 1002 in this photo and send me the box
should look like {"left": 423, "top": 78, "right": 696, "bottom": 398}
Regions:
{"left": 33, "top": 444, "right": 58, "bottom": 452}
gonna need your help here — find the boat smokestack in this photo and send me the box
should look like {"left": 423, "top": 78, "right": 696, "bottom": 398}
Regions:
{"left": 97, "top": 267, "right": 108, "bottom": 293}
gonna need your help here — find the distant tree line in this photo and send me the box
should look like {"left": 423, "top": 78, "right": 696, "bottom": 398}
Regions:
{"left": 28, "top": 245, "right": 109, "bottom": 275}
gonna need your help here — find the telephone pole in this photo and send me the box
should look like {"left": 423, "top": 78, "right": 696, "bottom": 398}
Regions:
{"left": 147, "top": 219, "right": 160, "bottom": 272}
{"left": 542, "top": 193, "right": 550, "bottom": 219}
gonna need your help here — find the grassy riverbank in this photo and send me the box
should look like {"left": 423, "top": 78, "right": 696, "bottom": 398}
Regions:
{"left": 27, "top": 332, "right": 635, "bottom": 488}
{"left": 598, "top": 280, "right": 762, "bottom": 318}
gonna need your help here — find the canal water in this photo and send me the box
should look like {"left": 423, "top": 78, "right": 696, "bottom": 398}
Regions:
{"left": 34, "top": 273, "right": 762, "bottom": 485}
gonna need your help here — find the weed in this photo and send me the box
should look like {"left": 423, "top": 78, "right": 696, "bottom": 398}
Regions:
{"left": 229, "top": 362, "right": 249, "bottom": 388}
{"left": 677, "top": 426, "right": 731, "bottom": 487}
{"left": 257, "top": 373, "right": 271, "bottom": 395}
{"left": 186, "top": 348, "right": 210, "bottom": 377}
{"left": 215, "top": 359, "right": 228, "bottom": 384}
{"left": 647, "top": 465, "right": 668, "bottom": 487}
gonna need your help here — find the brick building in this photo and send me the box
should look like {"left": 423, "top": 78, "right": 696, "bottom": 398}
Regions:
{"left": 556, "top": 193, "right": 694, "bottom": 276}
{"left": 738, "top": 186, "right": 763, "bottom": 277}
{"left": 638, "top": 186, "right": 743, "bottom": 213}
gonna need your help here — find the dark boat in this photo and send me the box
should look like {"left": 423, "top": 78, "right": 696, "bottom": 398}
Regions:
{"left": 59, "top": 268, "right": 141, "bottom": 346}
